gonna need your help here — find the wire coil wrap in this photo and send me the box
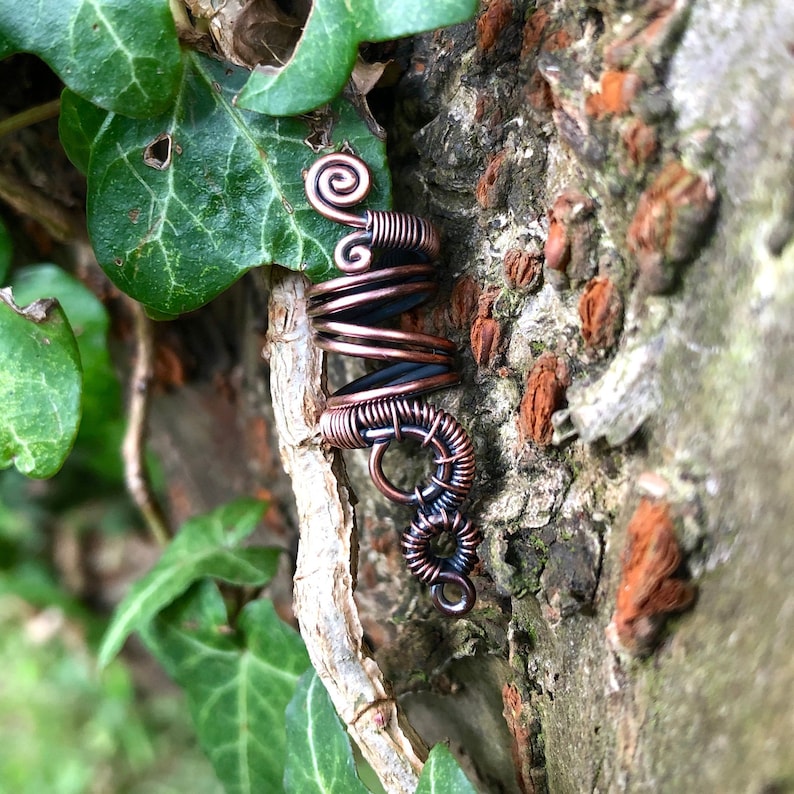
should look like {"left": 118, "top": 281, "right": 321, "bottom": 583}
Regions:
{"left": 304, "top": 152, "right": 482, "bottom": 617}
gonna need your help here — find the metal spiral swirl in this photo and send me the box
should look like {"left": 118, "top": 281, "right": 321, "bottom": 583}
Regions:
{"left": 304, "top": 152, "right": 482, "bottom": 617}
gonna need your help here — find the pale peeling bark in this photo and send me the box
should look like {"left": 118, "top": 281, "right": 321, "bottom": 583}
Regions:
{"left": 266, "top": 267, "right": 426, "bottom": 793}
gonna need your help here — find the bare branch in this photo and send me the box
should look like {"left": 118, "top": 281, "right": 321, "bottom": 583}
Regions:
{"left": 0, "top": 99, "right": 61, "bottom": 140}
{"left": 0, "top": 169, "right": 79, "bottom": 242}
{"left": 267, "top": 267, "right": 427, "bottom": 793}
{"left": 122, "top": 298, "right": 171, "bottom": 546}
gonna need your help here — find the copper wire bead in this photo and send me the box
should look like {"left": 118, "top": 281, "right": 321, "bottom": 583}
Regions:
{"left": 304, "top": 152, "right": 481, "bottom": 617}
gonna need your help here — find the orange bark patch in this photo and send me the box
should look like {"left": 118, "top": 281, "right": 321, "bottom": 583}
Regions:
{"left": 449, "top": 275, "right": 481, "bottom": 329}
{"left": 621, "top": 118, "right": 657, "bottom": 166}
{"left": 502, "top": 683, "right": 537, "bottom": 793}
{"left": 543, "top": 214, "right": 569, "bottom": 273}
{"left": 543, "top": 190, "right": 596, "bottom": 278}
{"left": 504, "top": 248, "right": 543, "bottom": 290}
{"left": 612, "top": 498, "right": 696, "bottom": 654}
{"left": 471, "top": 315, "right": 502, "bottom": 368}
{"left": 585, "top": 70, "right": 642, "bottom": 119}
{"left": 470, "top": 286, "right": 502, "bottom": 368}
{"left": 518, "top": 352, "right": 569, "bottom": 445}
{"left": 605, "top": 0, "right": 678, "bottom": 68}
{"left": 578, "top": 276, "right": 623, "bottom": 350}
{"left": 521, "top": 8, "right": 572, "bottom": 111}
{"left": 521, "top": 7, "right": 550, "bottom": 56}
{"left": 521, "top": 8, "right": 572, "bottom": 57}
{"left": 525, "top": 70, "right": 554, "bottom": 111}
{"left": 477, "top": 0, "right": 514, "bottom": 53}
{"left": 626, "top": 160, "right": 716, "bottom": 291}
{"left": 544, "top": 29, "right": 573, "bottom": 51}
{"left": 476, "top": 150, "right": 508, "bottom": 209}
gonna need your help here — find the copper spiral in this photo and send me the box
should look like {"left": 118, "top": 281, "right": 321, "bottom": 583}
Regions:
{"left": 304, "top": 152, "right": 482, "bottom": 617}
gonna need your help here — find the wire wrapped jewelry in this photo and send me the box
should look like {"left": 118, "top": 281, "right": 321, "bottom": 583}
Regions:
{"left": 304, "top": 152, "right": 481, "bottom": 617}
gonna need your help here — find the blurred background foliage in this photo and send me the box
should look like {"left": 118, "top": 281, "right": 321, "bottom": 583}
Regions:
{"left": 0, "top": 285, "right": 222, "bottom": 793}
{"left": 0, "top": 589, "right": 222, "bottom": 794}
{"left": 0, "top": 52, "right": 222, "bottom": 790}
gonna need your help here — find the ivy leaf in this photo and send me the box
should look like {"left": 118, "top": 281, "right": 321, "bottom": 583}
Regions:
{"left": 0, "top": 289, "right": 81, "bottom": 479}
{"left": 142, "top": 581, "right": 310, "bottom": 794}
{"left": 10, "top": 265, "right": 113, "bottom": 382}
{"left": 59, "top": 89, "right": 109, "bottom": 174}
{"left": 236, "top": 0, "right": 478, "bottom": 116}
{"left": 66, "top": 51, "right": 389, "bottom": 316}
{"left": 416, "top": 744, "right": 478, "bottom": 794}
{"left": 10, "top": 264, "right": 123, "bottom": 482}
{"left": 284, "top": 670, "right": 370, "bottom": 793}
{"left": 98, "top": 497, "right": 275, "bottom": 669}
{"left": 0, "top": 217, "right": 11, "bottom": 283}
{"left": 0, "top": 0, "right": 182, "bottom": 117}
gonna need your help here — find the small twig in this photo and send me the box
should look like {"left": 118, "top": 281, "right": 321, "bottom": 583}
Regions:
{"left": 267, "top": 268, "right": 426, "bottom": 794}
{"left": 169, "top": 0, "right": 195, "bottom": 38}
{"left": 122, "top": 298, "right": 171, "bottom": 546}
{"left": 0, "top": 169, "right": 78, "bottom": 242}
{"left": 0, "top": 98, "right": 61, "bottom": 140}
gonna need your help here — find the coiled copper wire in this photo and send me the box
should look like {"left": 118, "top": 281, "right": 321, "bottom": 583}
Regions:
{"left": 304, "top": 152, "right": 481, "bottom": 617}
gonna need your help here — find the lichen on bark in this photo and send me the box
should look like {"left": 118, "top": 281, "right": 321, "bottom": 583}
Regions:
{"left": 347, "top": 0, "right": 794, "bottom": 790}
{"left": 143, "top": 1, "right": 794, "bottom": 790}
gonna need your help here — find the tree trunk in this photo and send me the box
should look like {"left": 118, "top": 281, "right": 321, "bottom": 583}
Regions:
{"left": 379, "top": 0, "right": 794, "bottom": 790}
{"left": 149, "top": 0, "right": 794, "bottom": 790}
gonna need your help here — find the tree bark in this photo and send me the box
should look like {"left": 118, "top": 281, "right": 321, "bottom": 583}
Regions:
{"left": 363, "top": 0, "right": 794, "bottom": 791}
{"left": 144, "top": 1, "right": 794, "bottom": 790}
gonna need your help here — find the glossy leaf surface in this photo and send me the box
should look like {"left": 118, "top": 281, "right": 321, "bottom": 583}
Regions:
{"left": 98, "top": 497, "right": 274, "bottom": 668}
{"left": 143, "top": 581, "right": 310, "bottom": 794}
{"left": 11, "top": 265, "right": 124, "bottom": 482}
{"left": 0, "top": 290, "right": 81, "bottom": 478}
{"left": 416, "top": 744, "right": 478, "bottom": 794}
{"left": 236, "top": 0, "right": 478, "bottom": 116}
{"left": 59, "top": 89, "right": 110, "bottom": 174}
{"left": 0, "top": 0, "right": 182, "bottom": 117}
{"left": 62, "top": 51, "right": 389, "bottom": 315}
{"left": 284, "top": 670, "right": 369, "bottom": 793}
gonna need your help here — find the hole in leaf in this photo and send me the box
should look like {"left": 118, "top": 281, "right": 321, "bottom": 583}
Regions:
{"left": 143, "top": 133, "right": 173, "bottom": 170}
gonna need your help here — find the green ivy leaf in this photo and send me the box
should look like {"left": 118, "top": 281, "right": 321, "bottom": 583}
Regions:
{"left": 67, "top": 51, "right": 389, "bottom": 315}
{"left": 98, "top": 497, "right": 275, "bottom": 669}
{"left": 10, "top": 264, "right": 123, "bottom": 482}
{"left": 0, "top": 0, "right": 182, "bottom": 117}
{"left": 0, "top": 217, "right": 11, "bottom": 283}
{"left": 284, "top": 670, "right": 370, "bottom": 793}
{"left": 236, "top": 0, "right": 478, "bottom": 116}
{"left": 142, "top": 581, "right": 310, "bottom": 794}
{"left": 417, "top": 744, "right": 478, "bottom": 794}
{"left": 59, "top": 88, "right": 109, "bottom": 174}
{"left": 0, "top": 289, "right": 81, "bottom": 478}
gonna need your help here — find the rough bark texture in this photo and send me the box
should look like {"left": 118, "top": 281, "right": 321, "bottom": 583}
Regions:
{"left": 267, "top": 268, "right": 426, "bottom": 793}
{"left": 137, "top": 0, "right": 794, "bottom": 791}
{"left": 352, "top": 0, "right": 794, "bottom": 791}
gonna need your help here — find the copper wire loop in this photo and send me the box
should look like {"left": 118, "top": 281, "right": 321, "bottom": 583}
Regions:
{"left": 304, "top": 152, "right": 482, "bottom": 617}
{"left": 401, "top": 509, "right": 481, "bottom": 584}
